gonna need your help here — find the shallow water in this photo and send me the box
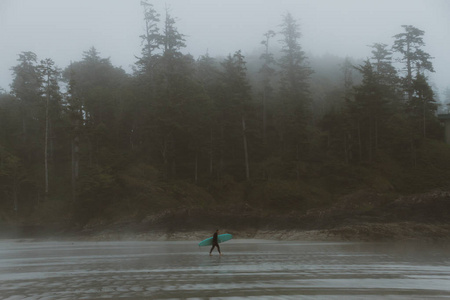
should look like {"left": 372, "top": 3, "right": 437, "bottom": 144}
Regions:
{"left": 0, "top": 239, "right": 449, "bottom": 299}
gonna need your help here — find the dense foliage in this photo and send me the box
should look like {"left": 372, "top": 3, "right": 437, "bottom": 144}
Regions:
{"left": 0, "top": 3, "right": 448, "bottom": 225}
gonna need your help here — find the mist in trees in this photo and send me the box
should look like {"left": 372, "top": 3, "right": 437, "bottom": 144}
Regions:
{"left": 0, "top": 3, "right": 445, "bottom": 223}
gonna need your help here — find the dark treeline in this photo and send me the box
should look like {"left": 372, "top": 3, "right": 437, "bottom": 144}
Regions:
{"left": 0, "top": 2, "right": 448, "bottom": 225}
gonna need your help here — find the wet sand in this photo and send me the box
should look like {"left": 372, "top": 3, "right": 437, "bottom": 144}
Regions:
{"left": 1, "top": 239, "right": 449, "bottom": 299}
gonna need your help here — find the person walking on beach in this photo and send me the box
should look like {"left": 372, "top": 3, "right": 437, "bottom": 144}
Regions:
{"left": 210, "top": 229, "right": 222, "bottom": 256}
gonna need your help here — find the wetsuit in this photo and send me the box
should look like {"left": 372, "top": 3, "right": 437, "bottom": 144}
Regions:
{"left": 209, "top": 231, "right": 221, "bottom": 254}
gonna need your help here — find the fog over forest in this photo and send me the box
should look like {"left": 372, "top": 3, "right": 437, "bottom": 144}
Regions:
{"left": 1, "top": 0, "right": 450, "bottom": 239}
{"left": 1, "top": 0, "right": 449, "bottom": 97}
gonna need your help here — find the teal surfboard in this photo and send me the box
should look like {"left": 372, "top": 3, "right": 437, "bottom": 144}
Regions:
{"left": 198, "top": 233, "right": 233, "bottom": 247}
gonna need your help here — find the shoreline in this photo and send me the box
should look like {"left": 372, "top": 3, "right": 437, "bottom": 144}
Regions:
{"left": 2, "top": 222, "right": 449, "bottom": 243}
{"left": 69, "top": 229, "right": 338, "bottom": 242}
{"left": 2, "top": 189, "right": 449, "bottom": 243}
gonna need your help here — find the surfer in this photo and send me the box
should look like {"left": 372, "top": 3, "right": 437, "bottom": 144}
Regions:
{"left": 209, "top": 229, "right": 222, "bottom": 256}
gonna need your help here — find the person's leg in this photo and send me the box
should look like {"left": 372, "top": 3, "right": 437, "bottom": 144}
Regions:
{"left": 217, "top": 243, "right": 221, "bottom": 254}
{"left": 209, "top": 244, "right": 215, "bottom": 255}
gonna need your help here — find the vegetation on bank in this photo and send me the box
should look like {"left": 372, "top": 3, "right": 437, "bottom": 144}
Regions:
{"left": 1, "top": 2, "right": 449, "bottom": 231}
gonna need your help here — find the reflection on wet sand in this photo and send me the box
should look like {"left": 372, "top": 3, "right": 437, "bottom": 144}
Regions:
{"left": 0, "top": 240, "right": 449, "bottom": 299}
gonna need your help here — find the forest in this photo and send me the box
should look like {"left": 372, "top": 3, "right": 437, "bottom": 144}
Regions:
{"left": 1, "top": 1, "right": 450, "bottom": 232}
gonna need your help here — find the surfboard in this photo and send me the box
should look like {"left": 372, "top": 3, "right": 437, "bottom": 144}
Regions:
{"left": 198, "top": 233, "right": 233, "bottom": 247}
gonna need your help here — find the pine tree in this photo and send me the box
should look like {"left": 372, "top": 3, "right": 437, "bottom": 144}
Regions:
{"left": 259, "top": 30, "right": 276, "bottom": 149}
{"left": 392, "top": 25, "right": 434, "bottom": 102}
{"left": 65, "top": 69, "right": 82, "bottom": 202}
{"left": 196, "top": 53, "right": 221, "bottom": 177}
{"left": 0, "top": 93, "right": 24, "bottom": 213}
{"left": 139, "top": 0, "right": 161, "bottom": 61}
{"left": 10, "top": 52, "right": 44, "bottom": 206}
{"left": 221, "top": 51, "right": 252, "bottom": 179}
{"left": 409, "top": 72, "right": 437, "bottom": 138}
{"left": 10, "top": 52, "right": 42, "bottom": 150}
{"left": 136, "top": 0, "right": 162, "bottom": 92}
{"left": 277, "top": 13, "right": 312, "bottom": 160}
{"left": 38, "top": 58, "right": 62, "bottom": 201}
{"left": 351, "top": 60, "right": 390, "bottom": 161}
{"left": 160, "top": 7, "right": 187, "bottom": 93}
{"left": 370, "top": 43, "right": 398, "bottom": 88}
{"left": 153, "top": 9, "right": 190, "bottom": 178}
{"left": 10, "top": 52, "right": 42, "bottom": 104}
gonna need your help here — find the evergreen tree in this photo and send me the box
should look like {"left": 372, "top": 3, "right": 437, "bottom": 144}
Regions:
{"left": 259, "top": 30, "right": 276, "bottom": 150}
{"left": 320, "top": 57, "right": 355, "bottom": 164}
{"left": 139, "top": 0, "right": 161, "bottom": 62}
{"left": 62, "top": 48, "right": 129, "bottom": 208}
{"left": 10, "top": 52, "right": 42, "bottom": 104}
{"left": 197, "top": 53, "right": 220, "bottom": 94}
{"left": 160, "top": 7, "right": 187, "bottom": 93}
{"left": 392, "top": 25, "right": 434, "bottom": 102}
{"left": 221, "top": 51, "right": 253, "bottom": 179}
{"left": 370, "top": 43, "right": 399, "bottom": 89}
{"left": 408, "top": 72, "right": 437, "bottom": 138}
{"left": 136, "top": 0, "right": 162, "bottom": 94}
{"left": 0, "top": 92, "right": 24, "bottom": 213}
{"left": 10, "top": 52, "right": 42, "bottom": 155}
{"left": 152, "top": 9, "right": 190, "bottom": 178}
{"left": 351, "top": 60, "right": 390, "bottom": 161}
{"left": 162, "top": 8, "right": 186, "bottom": 57}
{"left": 38, "top": 58, "right": 62, "bottom": 201}
{"left": 64, "top": 47, "right": 127, "bottom": 133}
{"left": 196, "top": 53, "right": 221, "bottom": 177}
{"left": 277, "top": 13, "right": 312, "bottom": 160}
{"left": 341, "top": 56, "right": 354, "bottom": 101}
{"left": 10, "top": 52, "right": 44, "bottom": 208}
{"left": 65, "top": 70, "right": 83, "bottom": 202}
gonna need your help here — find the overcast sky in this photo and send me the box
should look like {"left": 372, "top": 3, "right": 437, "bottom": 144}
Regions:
{"left": 1, "top": 0, "right": 449, "bottom": 96}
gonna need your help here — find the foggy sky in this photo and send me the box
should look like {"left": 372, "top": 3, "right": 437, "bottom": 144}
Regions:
{"left": 1, "top": 0, "right": 449, "bottom": 97}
